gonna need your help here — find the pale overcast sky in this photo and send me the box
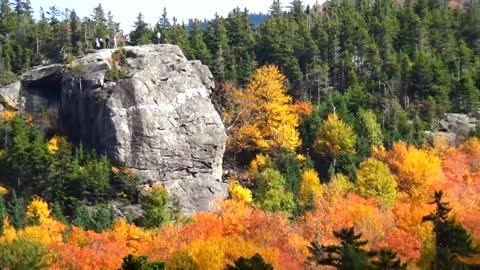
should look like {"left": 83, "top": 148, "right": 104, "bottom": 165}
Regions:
{"left": 31, "top": 0, "right": 322, "bottom": 32}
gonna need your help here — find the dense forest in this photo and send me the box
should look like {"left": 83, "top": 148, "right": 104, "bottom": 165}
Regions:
{"left": 0, "top": 0, "right": 480, "bottom": 269}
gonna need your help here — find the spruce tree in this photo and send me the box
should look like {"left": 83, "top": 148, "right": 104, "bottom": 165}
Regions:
{"left": 51, "top": 201, "right": 68, "bottom": 225}
{"left": 205, "top": 14, "right": 236, "bottom": 82}
{"left": 0, "top": 194, "right": 6, "bottom": 234}
{"left": 422, "top": 191, "right": 478, "bottom": 270}
{"left": 270, "top": 0, "right": 283, "bottom": 17}
{"left": 188, "top": 19, "right": 211, "bottom": 65}
{"left": 69, "top": 10, "right": 82, "bottom": 54}
{"left": 164, "top": 24, "right": 194, "bottom": 59}
{"left": 226, "top": 253, "right": 273, "bottom": 270}
{"left": 8, "top": 190, "right": 25, "bottom": 229}
{"left": 372, "top": 249, "right": 406, "bottom": 270}
{"left": 226, "top": 8, "right": 256, "bottom": 85}
{"left": 130, "top": 13, "right": 153, "bottom": 45}
{"left": 307, "top": 227, "right": 375, "bottom": 269}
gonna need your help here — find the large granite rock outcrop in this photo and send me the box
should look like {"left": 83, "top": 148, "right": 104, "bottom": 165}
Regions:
{"left": 0, "top": 45, "right": 228, "bottom": 213}
{"left": 428, "top": 113, "right": 477, "bottom": 147}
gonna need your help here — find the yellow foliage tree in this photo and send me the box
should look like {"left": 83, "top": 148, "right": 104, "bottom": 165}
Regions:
{"left": 314, "top": 113, "right": 357, "bottom": 169}
{"left": 355, "top": 158, "right": 398, "bottom": 204}
{"left": 47, "top": 136, "right": 62, "bottom": 154}
{"left": 299, "top": 169, "right": 323, "bottom": 205}
{"left": 248, "top": 154, "right": 272, "bottom": 177}
{"left": 324, "top": 173, "right": 354, "bottom": 200}
{"left": 225, "top": 65, "right": 300, "bottom": 153}
{"left": 229, "top": 181, "right": 253, "bottom": 204}
{"left": 0, "top": 185, "right": 7, "bottom": 195}
{"left": 0, "top": 110, "right": 16, "bottom": 120}
{"left": 384, "top": 142, "right": 443, "bottom": 199}
{"left": 25, "top": 197, "right": 51, "bottom": 225}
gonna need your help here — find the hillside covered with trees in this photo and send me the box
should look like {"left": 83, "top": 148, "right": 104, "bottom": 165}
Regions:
{"left": 0, "top": 0, "right": 480, "bottom": 269}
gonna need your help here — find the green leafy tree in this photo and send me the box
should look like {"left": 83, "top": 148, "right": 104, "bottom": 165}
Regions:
{"left": 314, "top": 113, "right": 357, "bottom": 172}
{"left": 356, "top": 158, "right": 398, "bottom": 204}
{"left": 358, "top": 109, "right": 384, "bottom": 147}
{"left": 254, "top": 168, "right": 295, "bottom": 214}
{"left": 0, "top": 237, "right": 51, "bottom": 270}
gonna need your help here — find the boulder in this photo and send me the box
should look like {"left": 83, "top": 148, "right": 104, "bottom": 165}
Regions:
{"left": 439, "top": 113, "right": 476, "bottom": 137}
{"left": 0, "top": 45, "right": 228, "bottom": 214}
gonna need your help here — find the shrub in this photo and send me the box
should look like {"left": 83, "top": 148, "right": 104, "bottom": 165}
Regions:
{"left": 0, "top": 237, "right": 51, "bottom": 270}
{"left": 0, "top": 70, "right": 17, "bottom": 86}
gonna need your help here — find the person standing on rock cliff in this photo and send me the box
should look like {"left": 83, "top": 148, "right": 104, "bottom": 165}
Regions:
{"left": 95, "top": 38, "right": 100, "bottom": 49}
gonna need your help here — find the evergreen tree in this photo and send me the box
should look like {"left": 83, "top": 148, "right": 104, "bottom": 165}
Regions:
{"left": 453, "top": 70, "right": 480, "bottom": 113}
{"left": 461, "top": 0, "right": 480, "bottom": 54}
{"left": 138, "top": 184, "right": 170, "bottom": 228}
{"left": 0, "top": 193, "right": 6, "bottom": 234}
{"left": 130, "top": 13, "right": 153, "bottom": 45}
{"left": 276, "top": 151, "right": 302, "bottom": 195}
{"left": 422, "top": 191, "right": 478, "bottom": 270}
{"left": 163, "top": 24, "right": 194, "bottom": 59}
{"left": 270, "top": 0, "right": 283, "bottom": 17}
{"left": 107, "top": 11, "right": 119, "bottom": 39}
{"left": 119, "top": 254, "right": 166, "bottom": 270}
{"left": 372, "top": 249, "right": 406, "bottom": 270}
{"left": 51, "top": 201, "right": 68, "bottom": 224}
{"left": 226, "top": 253, "right": 273, "bottom": 270}
{"left": 307, "top": 227, "right": 375, "bottom": 269}
{"left": 226, "top": 8, "right": 256, "bottom": 84}
{"left": 205, "top": 14, "right": 236, "bottom": 82}
{"left": 92, "top": 4, "right": 107, "bottom": 38}
{"left": 189, "top": 19, "right": 211, "bottom": 64}
{"left": 256, "top": 15, "right": 303, "bottom": 94}
{"left": 73, "top": 203, "right": 115, "bottom": 232}
{"left": 69, "top": 10, "right": 82, "bottom": 54}
{"left": 156, "top": 7, "right": 170, "bottom": 30}
{"left": 8, "top": 190, "right": 25, "bottom": 229}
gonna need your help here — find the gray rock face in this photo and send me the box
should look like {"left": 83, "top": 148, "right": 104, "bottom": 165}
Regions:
{"left": 0, "top": 45, "right": 228, "bottom": 214}
{"left": 427, "top": 113, "right": 477, "bottom": 147}
{"left": 439, "top": 113, "right": 476, "bottom": 138}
